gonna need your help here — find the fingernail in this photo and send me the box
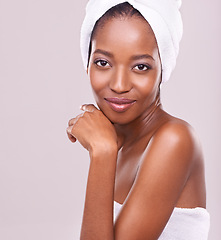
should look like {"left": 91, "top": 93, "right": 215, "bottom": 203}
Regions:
{"left": 80, "top": 105, "right": 85, "bottom": 111}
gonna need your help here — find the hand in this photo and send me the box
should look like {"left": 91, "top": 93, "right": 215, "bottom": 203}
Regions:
{"left": 66, "top": 104, "right": 118, "bottom": 153}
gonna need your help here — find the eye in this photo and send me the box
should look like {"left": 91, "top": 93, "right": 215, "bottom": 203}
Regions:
{"left": 94, "top": 60, "right": 110, "bottom": 68}
{"left": 134, "top": 64, "right": 150, "bottom": 71}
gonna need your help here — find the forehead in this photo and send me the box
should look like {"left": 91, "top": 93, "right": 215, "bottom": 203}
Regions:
{"left": 91, "top": 16, "right": 158, "bottom": 56}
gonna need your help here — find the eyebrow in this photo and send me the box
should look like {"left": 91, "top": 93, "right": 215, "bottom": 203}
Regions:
{"left": 130, "top": 54, "right": 155, "bottom": 61}
{"left": 93, "top": 49, "right": 155, "bottom": 61}
{"left": 93, "top": 49, "right": 114, "bottom": 58}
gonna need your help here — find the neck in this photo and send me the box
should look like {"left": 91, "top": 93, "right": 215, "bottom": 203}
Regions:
{"left": 114, "top": 97, "right": 163, "bottom": 149}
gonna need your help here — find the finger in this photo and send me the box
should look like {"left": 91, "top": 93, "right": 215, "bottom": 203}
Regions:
{"left": 68, "top": 113, "right": 84, "bottom": 126}
{"left": 80, "top": 104, "right": 98, "bottom": 112}
{"left": 67, "top": 125, "right": 74, "bottom": 135}
{"left": 67, "top": 132, "right": 77, "bottom": 143}
{"left": 66, "top": 126, "right": 77, "bottom": 143}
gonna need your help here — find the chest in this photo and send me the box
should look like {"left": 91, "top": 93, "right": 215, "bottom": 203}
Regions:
{"left": 114, "top": 143, "right": 146, "bottom": 204}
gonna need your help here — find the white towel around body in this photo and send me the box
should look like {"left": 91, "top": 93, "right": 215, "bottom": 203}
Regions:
{"left": 114, "top": 201, "right": 210, "bottom": 240}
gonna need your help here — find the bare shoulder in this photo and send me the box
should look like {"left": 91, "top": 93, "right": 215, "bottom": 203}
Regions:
{"left": 155, "top": 116, "right": 198, "bottom": 143}
{"left": 151, "top": 116, "right": 202, "bottom": 163}
{"left": 145, "top": 115, "right": 206, "bottom": 208}
{"left": 114, "top": 116, "right": 204, "bottom": 238}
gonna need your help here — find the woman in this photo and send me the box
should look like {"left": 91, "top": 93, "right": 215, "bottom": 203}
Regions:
{"left": 67, "top": 1, "right": 210, "bottom": 239}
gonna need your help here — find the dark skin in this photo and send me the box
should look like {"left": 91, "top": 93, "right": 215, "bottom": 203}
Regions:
{"left": 67, "top": 16, "right": 206, "bottom": 240}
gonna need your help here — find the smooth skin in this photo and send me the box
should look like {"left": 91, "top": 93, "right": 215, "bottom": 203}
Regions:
{"left": 67, "top": 16, "right": 206, "bottom": 240}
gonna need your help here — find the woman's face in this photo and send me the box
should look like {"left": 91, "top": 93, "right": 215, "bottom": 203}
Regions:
{"left": 88, "top": 16, "right": 162, "bottom": 125}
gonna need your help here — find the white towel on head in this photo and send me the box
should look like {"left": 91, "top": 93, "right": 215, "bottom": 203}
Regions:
{"left": 80, "top": 0, "right": 183, "bottom": 83}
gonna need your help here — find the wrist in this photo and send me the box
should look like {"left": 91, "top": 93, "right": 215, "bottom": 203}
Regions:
{"left": 89, "top": 142, "right": 118, "bottom": 159}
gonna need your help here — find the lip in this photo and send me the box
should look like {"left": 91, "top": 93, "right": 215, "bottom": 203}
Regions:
{"left": 104, "top": 97, "right": 136, "bottom": 113}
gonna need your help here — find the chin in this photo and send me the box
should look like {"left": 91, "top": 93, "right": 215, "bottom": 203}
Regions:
{"left": 100, "top": 107, "right": 137, "bottom": 125}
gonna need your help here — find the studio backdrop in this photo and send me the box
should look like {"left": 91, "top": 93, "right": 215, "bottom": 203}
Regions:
{"left": 0, "top": 0, "right": 220, "bottom": 239}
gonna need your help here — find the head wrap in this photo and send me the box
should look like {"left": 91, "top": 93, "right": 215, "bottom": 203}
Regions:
{"left": 80, "top": 0, "right": 183, "bottom": 83}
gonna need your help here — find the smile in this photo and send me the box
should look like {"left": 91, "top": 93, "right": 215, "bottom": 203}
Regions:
{"left": 104, "top": 98, "right": 136, "bottom": 113}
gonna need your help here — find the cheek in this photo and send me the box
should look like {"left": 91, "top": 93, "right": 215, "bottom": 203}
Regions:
{"left": 89, "top": 68, "right": 109, "bottom": 94}
{"left": 134, "top": 70, "right": 161, "bottom": 99}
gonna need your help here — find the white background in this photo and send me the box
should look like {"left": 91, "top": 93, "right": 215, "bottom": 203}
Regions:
{"left": 0, "top": 0, "right": 220, "bottom": 239}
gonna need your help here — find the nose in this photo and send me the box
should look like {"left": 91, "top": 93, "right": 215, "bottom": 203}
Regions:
{"left": 109, "top": 67, "right": 132, "bottom": 94}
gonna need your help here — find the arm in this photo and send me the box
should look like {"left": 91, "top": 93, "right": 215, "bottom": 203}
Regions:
{"left": 80, "top": 147, "right": 117, "bottom": 240}
{"left": 67, "top": 106, "right": 197, "bottom": 240}
{"left": 67, "top": 104, "right": 118, "bottom": 240}
{"left": 114, "top": 121, "right": 197, "bottom": 239}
